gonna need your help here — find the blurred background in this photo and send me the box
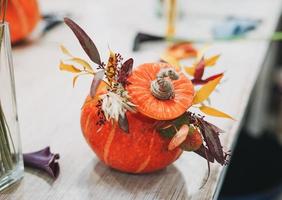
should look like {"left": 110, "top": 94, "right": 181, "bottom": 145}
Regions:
{"left": 6, "top": 0, "right": 282, "bottom": 199}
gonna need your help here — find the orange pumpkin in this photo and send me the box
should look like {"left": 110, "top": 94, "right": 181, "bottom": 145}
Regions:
{"left": 80, "top": 63, "right": 195, "bottom": 173}
{"left": 6, "top": 0, "right": 40, "bottom": 44}
{"left": 81, "top": 96, "right": 182, "bottom": 173}
{"left": 127, "top": 63, "right": 194, "bottom": 120}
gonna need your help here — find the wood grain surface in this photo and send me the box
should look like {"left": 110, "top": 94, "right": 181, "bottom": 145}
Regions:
{"left": 1, "top": 0, "right": 282, "bottom": 199}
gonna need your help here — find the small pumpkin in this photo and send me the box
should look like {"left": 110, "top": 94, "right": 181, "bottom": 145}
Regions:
{"left": 127, "top": 63, "right": 194, "bottom": 120}
{"left": 81, "top": 96, "right": 183, "bottom": 173}
{"left": 6, "top": 0, "right": 40, "bottom": 44}
{"left": 62, "top": 18, "right": 230, "bottom": 175}
{"left": 80, "top": 63, "right": 195, "bottom": 173}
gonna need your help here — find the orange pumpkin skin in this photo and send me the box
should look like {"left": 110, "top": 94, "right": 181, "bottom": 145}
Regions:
{"left": 6, "top": 0, "right": 40, "bottom": 44}
{"left": 127, "top": 63, "right": 194, "bottom": 120}
{"left": 81, "top": 96, "right": 182, "bottom": 173}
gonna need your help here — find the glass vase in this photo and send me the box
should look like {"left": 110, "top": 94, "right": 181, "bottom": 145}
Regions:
{"left": 0, "top": 22, "right": 24, "bottom": 191}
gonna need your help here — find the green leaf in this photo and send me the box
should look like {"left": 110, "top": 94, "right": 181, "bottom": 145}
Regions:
{"left": 158, "top": 113, "right": 190, "bottom": 138}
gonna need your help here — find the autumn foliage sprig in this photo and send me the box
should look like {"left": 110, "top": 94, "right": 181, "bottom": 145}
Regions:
{"left": 60, "top": 18, "right": 135, "bottom": 132}
{"left": 159, "top": 42, "right": 234, "bottom": 182}
{"left": 59, "top": 18, "right": 234, "bottom": 181}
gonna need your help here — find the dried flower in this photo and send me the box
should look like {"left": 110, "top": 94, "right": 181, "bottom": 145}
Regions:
{"left": 100, "top": 83, "right": 135, "bottom": 122}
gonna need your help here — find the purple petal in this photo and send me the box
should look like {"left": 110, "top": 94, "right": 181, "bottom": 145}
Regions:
{"left": 23, "top": 147, "right": 60, "bottom": 179}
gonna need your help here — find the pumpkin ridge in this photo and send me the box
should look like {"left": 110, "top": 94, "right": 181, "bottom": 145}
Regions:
{"left": 135, "top": 156, "right": 151, "bottom": 173}
{"left": 135, "top": 136, "right": 155, "bottom": 173}
{"left": 103, "top": 124, "right": 117, "bottom": 164}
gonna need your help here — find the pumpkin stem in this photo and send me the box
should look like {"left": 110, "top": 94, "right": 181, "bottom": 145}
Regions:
{"left": 150, "top": 68, "right": 179, "bottom": 100}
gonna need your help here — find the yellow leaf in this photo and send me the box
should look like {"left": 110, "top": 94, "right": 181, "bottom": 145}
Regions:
{"left": 60, "top": 45, "right": 73, "bottom": 57}
{"left": 199, "top": 105, "right": 234, "bottom": 120}
{"left": 205, "top": 54, "right": 220, "bottom": 67}
{"left": 161, "top": 54, "right": 181, "bottom": 71}
{"left": 59, "top": 61, "right": 81, "bottom": 73}
{"left": 193, "top": 75, "right": 223, "bottom": 104}
{"left": 72, "top": 75, "right": 79, "bottom": 87}
{"left": 69, "top": 57, "right": 94, "bottom": 73}
{"left": 184, "top": 66, "right": 195, "bottom": 76}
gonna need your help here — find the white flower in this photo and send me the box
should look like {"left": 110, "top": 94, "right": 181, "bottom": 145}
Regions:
{"left": 100, "top": 90, "right": 135, "bottom": 122}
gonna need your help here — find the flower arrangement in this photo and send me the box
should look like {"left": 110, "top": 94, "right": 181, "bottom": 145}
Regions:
{"left": 60, "top": 18, "right": 233, "bottom": 179}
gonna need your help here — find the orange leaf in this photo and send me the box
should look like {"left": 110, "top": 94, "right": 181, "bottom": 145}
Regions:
{"left": 205, "top": 55, "right": 220, "bottom": 67}
{"left": 199, "top": 105, "right": 234, "bottom": 120}
{"left": 59, "top": 61, "right": 81, "bottom": 73}
{"left": 193, "top": 75, "right": 223, "bottom": 104}
{"left": 168, "top": 124, "right": 189, "bottom": 151}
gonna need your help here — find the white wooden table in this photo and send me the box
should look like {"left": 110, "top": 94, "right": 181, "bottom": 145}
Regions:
{"left": 1, "top": 0, "right": 282, "bottom": 199}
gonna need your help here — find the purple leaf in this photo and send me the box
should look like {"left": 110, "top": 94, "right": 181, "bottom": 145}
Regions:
{"left": 192, "top": 73, "right": 224, "bottom": 85}
{"left": 185, "top": 111, "right": 228, "bottom": 165}
{"left": 23, "top": 147, "right": 60, "bottom": 179}
{"left": 118, "top": 114, "right": 129, "bottom": 133}
{"left": 198, "top": 119, "right": 225, "bottom": 165}
{"left": 205, "top": 120, "right": 225, "bottom": 134}
{"left": 118, "top": 58, "right": 133, "bottom": 86}
{"left": 90, "top": 70, "right": 104, "bottom": 98}
{"left": 194, "top": 145, "right": 215, "bottom": 163}
{"left": 194, "top": 57, "right": 205, "bottom": 80}
{"left": 64, "top": 17, "right": 101, "bottom": 65}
